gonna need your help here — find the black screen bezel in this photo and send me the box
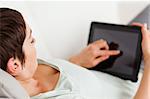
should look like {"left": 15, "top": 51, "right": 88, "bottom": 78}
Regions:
{"left": 88, "top": 22, "right": 142, "bottom": 82}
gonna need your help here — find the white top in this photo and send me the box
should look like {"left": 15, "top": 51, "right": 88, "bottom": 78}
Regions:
{"left": 31, "top": 59, "right": 86, "bottom": 99}
{"left": 31, "top": 59, "right": 142, "bottom": 99}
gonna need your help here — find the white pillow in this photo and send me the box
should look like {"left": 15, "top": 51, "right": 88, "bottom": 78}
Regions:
{"left": 0, "top": 69, "right": 30, "bottom": 99}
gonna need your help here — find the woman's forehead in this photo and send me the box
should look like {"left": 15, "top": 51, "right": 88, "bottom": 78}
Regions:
{"left": 23, "top": 14, "right": 32, "bottom": 39}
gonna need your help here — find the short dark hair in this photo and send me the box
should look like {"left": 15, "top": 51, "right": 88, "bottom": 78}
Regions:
{"left": 0, "top": 8, "right": 26, "bottom": 71}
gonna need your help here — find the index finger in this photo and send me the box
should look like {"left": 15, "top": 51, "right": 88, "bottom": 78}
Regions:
{"left": 100, "top": 50, "right": 120, "bottom": 56}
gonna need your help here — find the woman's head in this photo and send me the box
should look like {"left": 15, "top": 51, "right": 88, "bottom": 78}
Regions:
{"left": 0, "top": 8, "right": 37, "bottom": 80}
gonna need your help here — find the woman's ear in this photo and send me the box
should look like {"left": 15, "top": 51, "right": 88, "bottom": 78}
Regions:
{"left": 7, "top": 57, "right": 22, "bottom": 76}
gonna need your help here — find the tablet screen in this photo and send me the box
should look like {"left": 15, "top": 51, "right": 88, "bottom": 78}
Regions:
{"left": 88, "top": 22, "right": 142, "bottom": 82}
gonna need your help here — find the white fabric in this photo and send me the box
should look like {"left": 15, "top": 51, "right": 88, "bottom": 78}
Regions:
{"left": 31, "top": 59, "right": 85, "bottom": 99}
{"left": 0, "top": 69, "right": 30, "bottom": 99}
{"left": 32, "top": 59, "right": 142, "bottom": 99}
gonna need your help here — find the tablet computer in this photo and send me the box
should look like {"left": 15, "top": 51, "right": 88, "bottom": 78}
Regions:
{"left": 88, "top": 22, "right": 142, "bottom": 82}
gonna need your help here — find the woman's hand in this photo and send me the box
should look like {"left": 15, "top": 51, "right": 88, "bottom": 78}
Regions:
{"left": 69, "top": 39, "right": 120, "bottom": 68}
{"left": 132, "top": 23, "right": 150, "bottom": 63}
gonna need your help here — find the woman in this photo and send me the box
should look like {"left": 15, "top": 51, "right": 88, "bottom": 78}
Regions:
{"left": 0, "top": 8, "right": 149, "bottom": 99}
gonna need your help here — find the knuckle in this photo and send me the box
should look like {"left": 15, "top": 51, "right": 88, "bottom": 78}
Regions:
{"left": 99, "top": 39, "right": 104, "bottom": 42}
{"left": 91, "top": 50, "right": 97, "bottom": 56}
{"left": 88, "top": 44, "right": 96, "bottom": 50}
{"left": 97, "top": 39, "right": 107, "bottom": 46}
{"left": 102, "top": 41, "right": 107, "bottom": 45}
{"left": 97, "top": 39, "right": 104, "bottom": 44}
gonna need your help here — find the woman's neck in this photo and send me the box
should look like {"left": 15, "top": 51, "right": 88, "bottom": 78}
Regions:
{"left": 18, "top": 78, "right": 41, "bottom": 96}
{"left": 16, "top": 64, "right": 60, "bottom": 97}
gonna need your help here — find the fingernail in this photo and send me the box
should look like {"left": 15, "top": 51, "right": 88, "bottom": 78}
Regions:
{"left": 117, "top": 50, "right": 120, "bottom": 53}
{"left": 144, "top": 23, "right": 147, "bottom": 27}
{"left": 144, "top": 23, "right": 147, "bottom": 29}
